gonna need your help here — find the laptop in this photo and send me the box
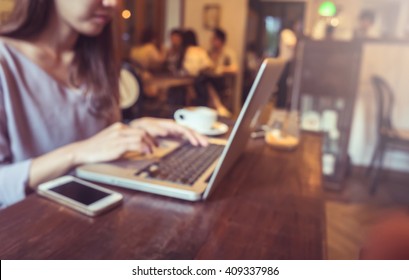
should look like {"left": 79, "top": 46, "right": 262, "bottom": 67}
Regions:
{"left": 76, "top": 58, "right": 285, "bottom": 201}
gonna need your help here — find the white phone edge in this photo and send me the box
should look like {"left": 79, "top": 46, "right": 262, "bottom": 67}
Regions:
{"left": 37, "top": 175, "right": 123, "bottom": 217}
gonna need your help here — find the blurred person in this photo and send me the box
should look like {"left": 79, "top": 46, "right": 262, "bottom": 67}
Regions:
{"left": 180, "top": 29, "right": 213, "bottom": 77}
{"left": 130, "top": 28, "right": 164, "bottom": 71}
{"left": 276, "top": 19, "right": 300, "bottom": 108}
{"left": 245, "top": 43, "right": 261, "bottom": 76}
{"left": 243, "top": 43, "right": 261, "bottom": 104}
{"left": 0, "top": 0, "right": 207, "bottom": 209}
{"left": 164, "top": 28, "right": 184, "bottom": 74}
{"left": 130, "top": 29, "right": 165, "bottom": 98}
{"left": 354, "top": 10, "right": 377, "bottom": 39}
{"left": 208, "top": 28, "right": 238, "bottom": 75}
{"left": 180, "top": 29, "right": 231, "bottom": 117}
{"left": 278, "top": 20, "right": 298, "bottom": 62}
{"left": 179, "top": 29, "right": 212, "bottom": 107}
{"left": 205, "top": 28, "right": 238, "bottom": 117}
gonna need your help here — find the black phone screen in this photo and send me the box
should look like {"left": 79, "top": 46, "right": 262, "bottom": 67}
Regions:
{"left": 49, "top": 181, "right": 110, "bottom": 206}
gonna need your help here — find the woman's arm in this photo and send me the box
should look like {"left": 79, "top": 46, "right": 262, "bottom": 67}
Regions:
{"left": 28, "top": 122, "right": 157, "bottom": 191}
{"left": 29, "top": 119, "right": 207, "bottom": 189}
{"left": 0, "top": 161, "right": 31, "bottom": 208}
{"left": 1, "top": 117, "right": 205, "bottom": 207}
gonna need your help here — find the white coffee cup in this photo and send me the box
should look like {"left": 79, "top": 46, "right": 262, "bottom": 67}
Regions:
{"left": 174, "top": 107, "right": 217, "bottom": 132}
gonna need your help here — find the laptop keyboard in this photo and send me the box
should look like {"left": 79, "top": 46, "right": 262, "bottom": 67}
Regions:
{"left": 135, "top": 143, "right": 224, "bottom": 186}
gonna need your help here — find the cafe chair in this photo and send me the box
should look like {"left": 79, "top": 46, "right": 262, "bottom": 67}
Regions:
{"left": 119, "top": 61, "right": 144, "bottom": 122}
{"left": 366, "top": 75, "right": 409, "bottom": 194}
{"left": 220, "top": 73, "right": 237, "bottom": 112}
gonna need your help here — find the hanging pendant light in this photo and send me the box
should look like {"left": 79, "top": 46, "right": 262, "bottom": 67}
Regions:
{"left": 319, "top": 1, "right": 337, "bottom": 17}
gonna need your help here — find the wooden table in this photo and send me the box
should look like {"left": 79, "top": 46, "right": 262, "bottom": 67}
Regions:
{"left": 0, "top": 133, "right": 324, "bottom": 260}
{"left": 147, "top": 74, "right": 195, "bottom": 102}
{"left": 149, "top": 75, "right": 194, "bottom": 91}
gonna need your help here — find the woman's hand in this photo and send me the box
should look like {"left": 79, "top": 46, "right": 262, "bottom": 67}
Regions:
{"left": 72, "top": 122, "right": 157, "bottom": 165}
{"left": 28, "top": 122, "right": 156, "bottom": 189}
{"left": 129, "top": 117, "right": 208, "bottom": 146}
{"left": 27, "top": 120, "right": 206, "bottom": 189}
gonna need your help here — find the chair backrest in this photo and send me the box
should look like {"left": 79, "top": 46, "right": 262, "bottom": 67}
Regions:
{"left": 371, "top": 75, "right": 395, "bottom": 133}
{"left": 119, "top": 61, "right": 145, "bottom": 121}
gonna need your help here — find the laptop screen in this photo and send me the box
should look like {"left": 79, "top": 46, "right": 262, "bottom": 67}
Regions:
{"left": 202, "top": 58, "right": 286, "bottom": 199}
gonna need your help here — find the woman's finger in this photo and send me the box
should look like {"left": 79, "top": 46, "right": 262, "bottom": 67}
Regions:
{"left": 189, "top": 129, "right": 209, "bottom": 146}
{"left": 140, "top": 132, "right": 157, "bottom": 153}
{"left": 115, "top": 127, "right": 158, "bottom": 147}
{"left": 172, "top": 125, "right": 200, "bottom": 146}
{"left": 116, "top": 136, "right": 151, "bottom": 155}
{"left": 171, "top": 123, "right": 209, "bottom": 146}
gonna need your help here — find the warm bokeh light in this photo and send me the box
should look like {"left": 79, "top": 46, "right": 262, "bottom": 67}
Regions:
{"left": 330, "top": 17, "right": 340, "bottom": 27}
{"left": 122, "top": 9, "right": 132, "bottom": 20}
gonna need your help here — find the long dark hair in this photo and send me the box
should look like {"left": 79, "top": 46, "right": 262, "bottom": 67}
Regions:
{"left": 0, "top": 0, "right": 120, "bottom": 119}
{"left": 177, "top": 29, "right": 198, "bottom": 70}
{"left": 182, "top": 29, "right": 198, "bottom": 47}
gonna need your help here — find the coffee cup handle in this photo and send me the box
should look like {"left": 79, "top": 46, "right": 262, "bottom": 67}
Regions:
{"left": 174, "top": 109, "right": 186, "bottom": 124}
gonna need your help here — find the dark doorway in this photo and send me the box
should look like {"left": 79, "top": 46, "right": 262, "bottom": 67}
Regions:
{"left": 247, "top": 0, "right": 305, "bottom": 57}
{"left": 242, "top": 1, "right": 306, "bottom": 104}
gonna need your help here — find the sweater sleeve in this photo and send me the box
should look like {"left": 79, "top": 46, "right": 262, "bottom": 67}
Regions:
{"left": 0, "top": 160, "right": 32, "bottom": 209}
{"left": 0, "top": 64, "right": 32, "bottom": 209}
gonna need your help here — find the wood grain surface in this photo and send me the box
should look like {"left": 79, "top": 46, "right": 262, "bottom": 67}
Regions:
{"left": 0, "top": 133, "right": 324, "bottom": 260}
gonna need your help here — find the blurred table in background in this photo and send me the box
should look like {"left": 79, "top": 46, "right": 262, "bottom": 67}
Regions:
{"left": 148, "top": 74, "right": 194, "bottom": 92}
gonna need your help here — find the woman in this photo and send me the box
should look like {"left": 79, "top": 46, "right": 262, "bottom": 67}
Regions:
{"left": 0, "top": 0, "right": 206, "bottom": 209}
{"left": 180, "top": 29, "right": 213, "bottom": 77}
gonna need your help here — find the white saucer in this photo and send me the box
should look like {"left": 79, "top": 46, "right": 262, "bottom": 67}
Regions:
{"left": 194, "top": 122, "right": 229, "bottom": 136}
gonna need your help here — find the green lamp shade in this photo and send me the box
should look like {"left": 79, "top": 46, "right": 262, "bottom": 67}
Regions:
{"left": 319, "top": 1, "right": 337, "bottom": 17}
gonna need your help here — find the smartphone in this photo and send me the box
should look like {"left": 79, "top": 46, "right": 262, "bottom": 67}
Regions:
{"left": 37, "top": 176, "right": 123, "bottom": 217}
